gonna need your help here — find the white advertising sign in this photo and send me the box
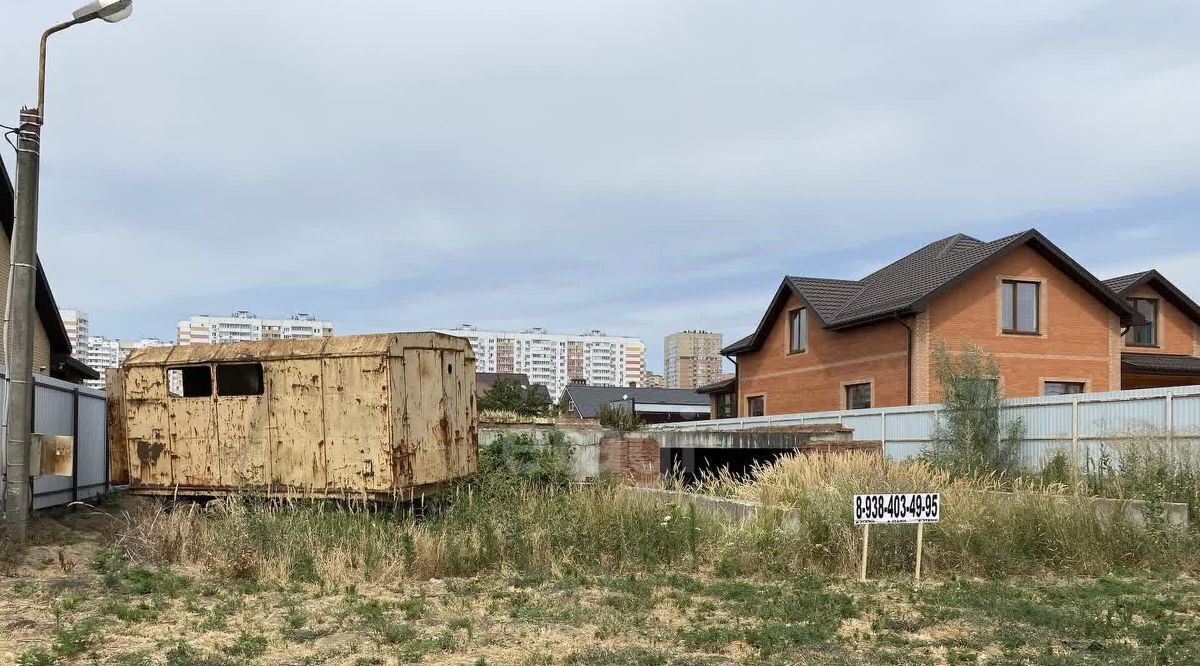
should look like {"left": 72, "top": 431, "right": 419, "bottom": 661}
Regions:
{"left": 853, "top": 493, "right": 940, "bottom": 525}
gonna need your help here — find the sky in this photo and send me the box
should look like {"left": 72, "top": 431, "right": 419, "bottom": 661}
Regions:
{"left": 3, "top": 1, "right": 1200, "bottom": 373}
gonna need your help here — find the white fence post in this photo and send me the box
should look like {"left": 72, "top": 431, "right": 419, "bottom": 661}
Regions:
{"left": 880, "top": 411, "right": 888, "bottom": 459}
{"left": 1071, "top": 397, "right": 1081, "bottom": 478}
{"left": 1166, "top": 393, "right": 1175, "bottom": 449}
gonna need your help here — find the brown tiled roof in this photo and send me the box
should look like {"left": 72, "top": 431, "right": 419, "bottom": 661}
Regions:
{"left": 1103, "top": 271, "right": 1154, "bottom": 295}
{"left": 785, "top": 277, "right": 863, "bottom": 322}
{"left": 804, "top": 231, "right": 1027, "bottom": 327}
{"left": 1121, "top": 353, "right": 1200, "bottom": 376}
{"left": 725, "top": 229, "right": 1137, "bottom": 355}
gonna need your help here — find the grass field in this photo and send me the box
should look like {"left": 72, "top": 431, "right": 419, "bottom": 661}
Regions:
{"left": 3, "top": 496, "right": 1200, "bottom": 666}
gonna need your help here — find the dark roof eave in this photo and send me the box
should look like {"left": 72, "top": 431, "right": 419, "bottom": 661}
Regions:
{"left": 824, "top": 307, "right": 920, "bottom": 331}
{"left": 52, "top": 353, "right": 101, "bottom": 380}
{"left": 696, "top": 377, "right": 736, "bottom": 394}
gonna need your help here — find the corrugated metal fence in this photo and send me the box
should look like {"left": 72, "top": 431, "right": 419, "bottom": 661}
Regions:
{"left": 0, "top": 368, "right": 109, "bottom": 510}
{"left": 655, "top": 385, "right": 1200, "bottom": 468}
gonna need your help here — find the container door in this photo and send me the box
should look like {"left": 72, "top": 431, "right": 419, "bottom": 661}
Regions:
{"left": 214, "top": 362, "right": 270, "bottom": 489}
{"left": 265, "top": 359, "right": 327, "bottom": 494}
{"left": 323, "top": 355, "right": 392, "bottom": 494}
{"left": 124, "top": 366, "right": 172, "bottom": 488}
{"left": 165, "top": 365, "right": 220, "bottom": 488}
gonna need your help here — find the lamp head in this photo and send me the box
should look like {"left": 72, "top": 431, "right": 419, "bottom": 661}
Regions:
{"left": 72, "top": 0, "right": 133, "bottom": 24}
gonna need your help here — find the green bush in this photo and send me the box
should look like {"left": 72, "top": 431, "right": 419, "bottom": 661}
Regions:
{"left": 923, "top": 340, "right": 1024, "bottom": 476}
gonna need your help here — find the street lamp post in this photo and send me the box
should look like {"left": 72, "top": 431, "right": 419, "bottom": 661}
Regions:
{"left": 3, "top": 0, "right": 132, "bottom": 546}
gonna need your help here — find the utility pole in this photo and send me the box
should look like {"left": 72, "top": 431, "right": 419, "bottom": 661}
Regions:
{"left": 2, "top": 0, "right": 133, "bottom": 548}
{"left": 2, "top": 109, "right": 42, "bottom": 545}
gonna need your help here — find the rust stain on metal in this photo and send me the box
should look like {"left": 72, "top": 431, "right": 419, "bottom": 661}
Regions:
{"left": 136, "top": 440, "right": 165, "bottom": 465}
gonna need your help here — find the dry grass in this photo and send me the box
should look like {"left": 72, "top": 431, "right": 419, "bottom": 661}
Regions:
{"left": 5, "top": 504, "right": 1200, "bottom": 665}
{"left": 694, "top": 451, "right": 1200, "bottom": 576}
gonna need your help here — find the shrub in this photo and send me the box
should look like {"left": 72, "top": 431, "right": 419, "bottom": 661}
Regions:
{"left": 596, "top": 404, "right": 645, "bottom": 433}
{"left": 923, "top": 340, "right": 1024, "bottom": 476}
{"left": 479, "top": 430, "right": 574, "bottom": 487}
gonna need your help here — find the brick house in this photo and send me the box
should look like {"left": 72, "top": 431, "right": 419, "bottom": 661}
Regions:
{"left": 710, "top": 229, "right": 1200, "bottom": 418}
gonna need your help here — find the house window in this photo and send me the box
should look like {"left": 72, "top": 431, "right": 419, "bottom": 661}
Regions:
{"left": 216, "top": 363, "right": 264, "bottom": 396}
{"left": 845, "top": 383, "right": 872, "bottom": 410}
{"left": 1125, "top": 298, "right": 1158, "bottom": 347}
{"left": 746, "top": 395, "right": 765, "bottom": 417}
{"left": 167, "top": 365, "right": 212, "bottom": 398}
{"left": 1044, "top": 381, "right": 1085, "bottom": 396}
{"left": 1001, "top": 280, "right": 1040, "bottom": 334}
{"left": 715, "top": 393, "right": 736, "bottom": 419}
{"left": 788, "top": 308, "right": 807, "bottom": 353}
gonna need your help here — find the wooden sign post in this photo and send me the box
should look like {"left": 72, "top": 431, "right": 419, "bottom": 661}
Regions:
{"left": 853, "top": 492, "right": 940, "bottom": 582}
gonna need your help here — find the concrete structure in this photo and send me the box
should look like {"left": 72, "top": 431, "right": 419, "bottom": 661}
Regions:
{"left": 109, "top": 333, "right": 477, "bottom": 499}
{"left": 177, "top": 311, "right": 333, "bottom": 345}
{"left": 436, "top": 325, "right": 645, "bottom": 398}
{"left": 723, "top": 229, "right": 1200, "bottom": 416}
{"left": 664, "top": 330, "right": 723, "bottom": 389}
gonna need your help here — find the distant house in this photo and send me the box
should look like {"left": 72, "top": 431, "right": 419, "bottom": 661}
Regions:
{"left": 719, "top": 229, "right": 1200, "bottom": 418}
{"left": 558, "top": 385, "right": 710, "bottom": 424}
{"left": 475, "top": 372, "right": 531, "bottom": 397}
{"left": 0, "top": 156, "right": 97, "bottom": 384}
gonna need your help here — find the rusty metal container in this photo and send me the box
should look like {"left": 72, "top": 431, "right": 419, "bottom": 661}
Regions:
{"left": 108, "top": 333, "right": 477, "bottom": 499}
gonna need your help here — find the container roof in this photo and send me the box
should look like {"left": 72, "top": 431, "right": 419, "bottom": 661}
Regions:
{"left": 124, "top": 332, "right": 472, "bottom": 366}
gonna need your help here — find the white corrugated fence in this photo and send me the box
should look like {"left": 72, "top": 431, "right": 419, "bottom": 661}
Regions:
{"left": 655, "top": 385, "right": 1200, "bottom": 468}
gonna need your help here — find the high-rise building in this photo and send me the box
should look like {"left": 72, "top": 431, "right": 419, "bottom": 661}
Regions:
{"left": 435, "top": 325, "right": 645, "bottom": 398}
{"left": 80, "top": 336, "right": 172, "bottom": 390}
{"left": 59, "top": 309, "right": 89, "bottom": 357}
{"left": 664, "top": 330, "right": 724, "bottom": 389}
{"left": 177, "top": 311, "right": 333, "bottom": 345}
{"left": 641, "top": 371, "right": 666, "bottom": 388}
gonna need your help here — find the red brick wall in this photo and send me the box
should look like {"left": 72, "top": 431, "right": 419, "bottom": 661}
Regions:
{"left": 736, "top": 294, "right": 909, "bottom": 415}
{"left": 923, "top": 244, "right": 1118, "bottom": 399}
{"left": 599, "top": 434, "right": 660, "bottom": 486}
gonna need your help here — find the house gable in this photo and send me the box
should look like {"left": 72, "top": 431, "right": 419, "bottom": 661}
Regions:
{"left": 1103, "top": 270, "right": 1200, "bottom": 357}
{"left": 921, "top": 243, "right": 1121, "bottom": 399}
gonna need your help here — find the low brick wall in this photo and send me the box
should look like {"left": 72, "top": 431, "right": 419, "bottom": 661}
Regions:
{"left": 599, "top": 434, "right": 661, "bottom": 486}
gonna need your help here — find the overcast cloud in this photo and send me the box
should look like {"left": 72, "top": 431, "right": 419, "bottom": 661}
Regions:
{"left": 3, "top": 1, "right": 1199, "bottom": 371}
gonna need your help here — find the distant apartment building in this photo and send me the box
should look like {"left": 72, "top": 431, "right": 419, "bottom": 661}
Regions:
{"left": 435, "top": 325, "right": 645, "bottom": 398}
{"left": 59, "top": 309, "right": 89, "bottom": 357}
{"left": 641, "top": 371, "right": 666, "bottom": 388}
{"left": 664, "top": 330, "right": 724, "bottom": 389}
{"left": 177, "top": 311, "right": 333, "bottom": 345}
{"left": 80, "top": 336, "right": 172, "bottom": 390}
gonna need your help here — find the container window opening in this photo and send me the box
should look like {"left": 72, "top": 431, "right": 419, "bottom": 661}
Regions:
{"left": 216, "top": 363, "right": 265, "bottom": 396}
{"left": 167, "top": 366, "right": 212, "bottom": 398}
